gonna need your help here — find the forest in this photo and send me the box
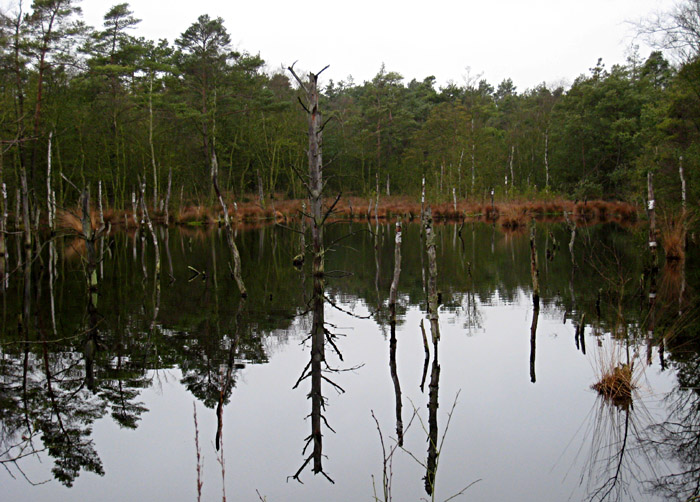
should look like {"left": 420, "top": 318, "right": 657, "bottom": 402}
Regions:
{"left": 1, "top": 0, "right": 699, "bottom": 216}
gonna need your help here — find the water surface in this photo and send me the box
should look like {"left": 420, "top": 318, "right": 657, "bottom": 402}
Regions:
{"left": 1, "top": 221, "right": 697, "bottom": 501}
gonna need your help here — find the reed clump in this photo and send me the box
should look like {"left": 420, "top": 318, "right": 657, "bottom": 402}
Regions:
{"left": 660, "top": 212, "right": 690, "bottom": 264}
{"left": 592, "top": 363, "right": 636, "bottom": 409}
{"left": 56, "top": 209, "right": 97, "bottom": 233}
{"left": 176, "top": 205, "right": 214, "bottom": 225}
{"left": 499, "top": 207, "right": 527, "bottom": 231}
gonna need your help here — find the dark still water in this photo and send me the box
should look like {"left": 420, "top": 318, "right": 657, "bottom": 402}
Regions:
{"left": 1, "top": 220, "right": 698, "bottom": 501}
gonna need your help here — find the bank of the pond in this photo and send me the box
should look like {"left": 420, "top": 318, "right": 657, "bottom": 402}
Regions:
{"left": 54, "top": 196, "right": 639, "bottom": 233}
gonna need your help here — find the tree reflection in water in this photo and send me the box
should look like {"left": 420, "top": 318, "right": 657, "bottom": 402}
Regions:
{"left": 0, "top": 216, "right": 699, "bottom": 500}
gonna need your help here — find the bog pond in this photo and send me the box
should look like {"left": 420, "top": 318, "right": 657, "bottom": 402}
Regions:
{"left": 1, "top": 220, "right": 698, "bottom": 502}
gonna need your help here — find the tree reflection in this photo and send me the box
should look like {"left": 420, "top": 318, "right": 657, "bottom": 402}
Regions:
{"left": 648, "top": 343, "right": 700, "bottom": 500}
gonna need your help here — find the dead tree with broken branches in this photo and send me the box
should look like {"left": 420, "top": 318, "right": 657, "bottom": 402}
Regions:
{"left": 287, "top": 62, "right": 347, "bottom": 484}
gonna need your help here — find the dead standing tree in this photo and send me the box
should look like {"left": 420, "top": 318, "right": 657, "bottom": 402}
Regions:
{"left": 388, "top": 219, "right": 404, "bottom": 446}
{"left": 422, "top": 207, "right": 441, "bottom": 495}
{"left": 288, "top": 62, "right": 343, "bottom": 483}
{"left": 211, "top": 150, "right": 246, "bottom": 297}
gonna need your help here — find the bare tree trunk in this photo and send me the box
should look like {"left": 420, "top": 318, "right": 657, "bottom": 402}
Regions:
{"left": 423, "top": 207, "right": 441, "bottom": 497}
{"left": 564, "top": 211, "right": 576, "bottom": 266}
{"left": 440, "top": 163, "right": 444, "bottom": 195}
{"left": 97, "top": 180, "right": 105, "bottom": 229}
{"left": 164, "top": 168, "right": 172, "bottom": 227}
{"left": 647, "top": 171, "right": 657, "bottom": 252}
{"left": 0, "top": 153, "right": 6, "bottom": 291}
{"left": 149, "top": 72, "right": 158, "bottom": 206}
{"left": 81, "top": 187, "right": 97, "bottom": 309}
{"left": 388, "top": 218, "right": 403, "bottom": 445}
{"left": 138, "top": 178, "right": 160, "bottom": 282}
{"left": 679, "top": 155, "right": 686, "bottom": 214}
{"left": 509, "top": 145, "right": 515, "bottom": 192}
{"left": 471, "top": 118, "right": 476, "bottom": 196}
{"left": 388, "top": 219, "right": 402, "bottom": 319}
{"left": 131, "top": 191, "right": 138, "bottom": 227}
{"left": 544, "top": 129, "right": 550, "bottom": 190}
{"left": 80, "top": 187, "right": 101, "bottom": 391}
{"left": 421, "top": 176, "right": 426, "bottom": 227}
{"left": 212, "top": 151, "right": 246, "bottom": 297}
{"left": 457, "top": 148, "right": 464, "bottom": 197}
{"left": 529, "top": 220, "right": 540, "bottom": 309}
{"left": 375, "top": 171, "right": 379, "bottom": 225}
{"left": 647, "top": 170, "right": 658, "bottom": 362}
{"left": 20, "top": 168, "right": 31, "bottom": 266}
{"left": 530, "top": 303, "right": 539, "bottom": 383}
{"left": 257, "top": 168, "right": 265, "bottom": 209}
{"left": 288, "top": 63, "right": 339, "bottom": 484}
{"left": 47, "top": 131, "right": 54, "bottom": 232}
{"left": 15, "top": 188, "right": 21, "bottom": 268}
{"left": 424, "top": 207, "right": 440, "bottom": 343}
{"left": 389, "top": 317, "right": 403, "bottom": 447}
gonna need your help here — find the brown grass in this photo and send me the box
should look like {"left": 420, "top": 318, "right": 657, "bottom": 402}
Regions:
{"left": 499, "top": 207, "right": 528, "bottom": 232}
{"left": 52, "top": 196, "right": 639, "bottom": 230}
{"left": 660, "top": 211, "right": 690, "bottom": 264}
{"left": 56, "top": 209, "right": 96, "bottom": 233}
{"left": 175, "top": 205, "right": 214, "bottom": 225}
{"left": 592, "top": 363, "right": 636, "bottom": 409}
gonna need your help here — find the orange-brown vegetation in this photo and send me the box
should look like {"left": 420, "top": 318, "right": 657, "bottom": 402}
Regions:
{"left": 175, "top": 205, "right": 215, "bottom": 225}
{"left": 660, "top": 211, "right": 690, "bottom": 264}
{"left": 592, "top": 363, "right": 636, "bottom": 409}
{"left": 56, "top": 209, "right": 95, "bottom": 234}
{"left": 53, "top": 195, "right": 639, "bottom": 231}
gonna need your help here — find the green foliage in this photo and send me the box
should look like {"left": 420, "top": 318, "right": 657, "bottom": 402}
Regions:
{"left": 0, "top": 3, "right": 696, "bottom": 211}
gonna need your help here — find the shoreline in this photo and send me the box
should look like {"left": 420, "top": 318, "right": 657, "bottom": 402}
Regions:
{"left": 54, "top": 196, "right": 639, "bottom": 233}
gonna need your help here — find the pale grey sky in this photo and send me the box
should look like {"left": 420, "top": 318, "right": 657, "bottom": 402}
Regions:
{"left": 4, "top": 0, "right": 678, "bottom": 90}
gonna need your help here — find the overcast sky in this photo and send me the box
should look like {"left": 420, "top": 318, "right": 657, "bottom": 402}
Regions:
{"left": 4, "top": 0, "right": 678, "bottom": 90}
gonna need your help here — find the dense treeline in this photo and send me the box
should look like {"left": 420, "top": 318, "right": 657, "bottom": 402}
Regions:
{"left": 1, "top": 0, "right": 699, "bottom": 213}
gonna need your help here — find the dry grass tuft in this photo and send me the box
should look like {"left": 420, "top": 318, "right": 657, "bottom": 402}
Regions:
{"left": 499, "top": 208, "right": 527, "bottom": 232}
{"left": 56, "top": 209, "right": 97, "bottom": 233}
{"left": 660, "top": 211, "right": 690, "bottom": 264}
{"left": 590, "top": 339, "right": 643, "bottom": 411}
{"left": 592, "top": 363, "right": 636, "bottom": 409}
{"left": 176, "top": 205, "right": 214, "bottom": 225}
